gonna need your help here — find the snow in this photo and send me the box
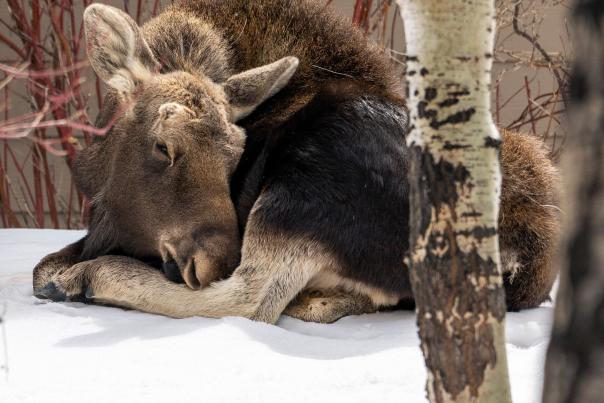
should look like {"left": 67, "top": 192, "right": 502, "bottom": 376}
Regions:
{"left": 0, "top": 229, "right": 553, "bottom": 402}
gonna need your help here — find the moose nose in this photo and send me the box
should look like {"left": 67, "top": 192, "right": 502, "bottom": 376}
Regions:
{"left": 160, "top": 236, "right": 237, "bottom": 290}
{"left": 160, "top": 227, "right": 241, "bottom": 290}
{"left": 161, "top": 259, "right": 184, "bottom": 284}
{"left": 161, "top": 242, "right": 202, "bottom": 290}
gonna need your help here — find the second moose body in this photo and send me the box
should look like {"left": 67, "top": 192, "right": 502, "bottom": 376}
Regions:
{"left": 33, "top": 0, "right": 560, "bottom": 323}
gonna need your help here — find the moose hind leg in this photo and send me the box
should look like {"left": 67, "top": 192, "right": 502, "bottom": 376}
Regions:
{"left": 499, "top": 129, "right": 561, "bottom": 310}
{"left": 284, "top": 289, "right": 377, "bottom": 323}
{"left": 235, "top": 228, "right": 332, "bottom": 323}
{"left": 500, "top": 238, "right": 558, "bottom": 310}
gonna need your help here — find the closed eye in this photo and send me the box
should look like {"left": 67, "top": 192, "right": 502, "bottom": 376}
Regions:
{"left": 155, "top": 142, "right": 170, "bottom": 158}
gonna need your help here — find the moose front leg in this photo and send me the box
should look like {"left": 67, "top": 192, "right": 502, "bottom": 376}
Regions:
{"left": 37, "top": 192, "right": 344, "bottom": 323}
{"left": 39, "top": 221, "right": 327, "bottom": 323}
{"left": 33, "top": 237, "right": 86, "bottom": 299}
{"left": 37, "top": 255, "right": 162, "bottom": 309}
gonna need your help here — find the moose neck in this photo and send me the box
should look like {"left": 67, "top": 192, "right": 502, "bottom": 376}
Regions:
{"left": 141, "top": 9, "right": 233, "bottom": 83}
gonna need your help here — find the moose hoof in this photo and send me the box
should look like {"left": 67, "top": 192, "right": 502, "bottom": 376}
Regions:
{"left": 35, "top": 282, "right": 66, "bottom": 302}
{"left": 85, "top": 285, "right": 95, "bottom": 299}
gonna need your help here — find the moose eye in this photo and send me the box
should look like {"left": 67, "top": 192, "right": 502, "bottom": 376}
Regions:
{"left": 155, "top": 142, "right": 170, "bottom": 158}
{"left": 153, "top": 141, "right": 174, "bottom": 165}
{"left": 155, "top": 143, "right": 172, "bottom": 159}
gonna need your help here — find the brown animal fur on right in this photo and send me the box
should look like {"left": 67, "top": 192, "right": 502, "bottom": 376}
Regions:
{"left": 499, "top": 129, "right": 561, "bottom": 309}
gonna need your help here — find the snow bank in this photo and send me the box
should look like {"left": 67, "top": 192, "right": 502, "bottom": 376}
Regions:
{"left": 0, "top": 229, "right": 552, "bottom": 402}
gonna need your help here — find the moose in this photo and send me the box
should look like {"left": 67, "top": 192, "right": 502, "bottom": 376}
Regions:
{"left": 33, "top": 0, "right": 560, "bottom": 324}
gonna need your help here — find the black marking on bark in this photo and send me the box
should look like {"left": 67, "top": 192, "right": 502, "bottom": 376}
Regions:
{"left": 406, "top": 55, "right": 419, "bottom": 62}
{"left": 455, "top": 226, "right": 498, "bottom": 242}
{"left": 420, "top": 67, "right": 429, "bottom": 76}
{"left": 421, "top": 150, "right": 471, "bottom": 218}
{"left": 438, "top": 98, "right": 459, "bottom": 108}
{"left": 456, "top": 56, "right": 471, "bottom": 62}
{"left": 414, "top": 90, "right": 419, "bottom": 96}
{"left": 485, "top": 53, "right": 493, "bottom": 58}
{"left": 425, "top": 87, "right": 437, "bottom": 101}
{"left": 443, "top": 141, "right": 471, "bottom": 150}
{"left": 430, "top": 108, "right": 476, "bottom": 129}
{"left": 417, "top": 101, "right": 437, "bottom": 120}
{"left": 408, "top": 70, "right": 417, "bottom": 76}
{"left": 484, "top": 136, "right": 502, "bottom": 148}
{"left": 461, "top": 211, "right": 483, "bottom": 218}
{"left": 448, "top": 89, "right": 470, "bottom": 97}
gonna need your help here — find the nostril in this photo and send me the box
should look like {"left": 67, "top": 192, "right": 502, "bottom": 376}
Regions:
{"left": 159, "top": 239, "right": 201, "bottom": 290}
{"left": 182, "top": 258, "right": 201, "bottom": 290}
{"left": 162, "top": 259, "right": 184, "bottom": 284}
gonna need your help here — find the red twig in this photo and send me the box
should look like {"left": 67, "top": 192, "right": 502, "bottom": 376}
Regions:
{"left": 524, "top": 76, "right": 537, "bottom": 134}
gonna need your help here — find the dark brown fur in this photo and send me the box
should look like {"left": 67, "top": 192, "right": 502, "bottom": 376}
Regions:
{"left": 499, "top": 129, "right": 561, "bottom": 309}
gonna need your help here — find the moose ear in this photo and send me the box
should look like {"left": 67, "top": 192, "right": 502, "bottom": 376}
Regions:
{"left": 84, "top": 4, "right": 160, "bottom": 97}
{"left": 223, "top": 56, "right": 299, "bottom": 121}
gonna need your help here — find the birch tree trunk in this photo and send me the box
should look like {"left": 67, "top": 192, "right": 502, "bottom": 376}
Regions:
{"left": 397, "top": 1, "right": 512, "bottom": 402}
{"left": 542, "top": 1, "right": 604, "bottom": 401}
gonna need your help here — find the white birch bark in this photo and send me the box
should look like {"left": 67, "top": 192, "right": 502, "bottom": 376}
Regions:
{"left": 396, "top": 1, "right": 512, "bottom": 402}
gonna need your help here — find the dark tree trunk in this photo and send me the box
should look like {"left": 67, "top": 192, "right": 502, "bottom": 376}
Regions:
{"left": 542, "top": 1, "right": 604, "bottom": 402}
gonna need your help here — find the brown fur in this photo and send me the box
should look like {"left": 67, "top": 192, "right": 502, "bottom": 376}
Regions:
{"left": 499, "top": 129, "right": 561, "bottom": 309}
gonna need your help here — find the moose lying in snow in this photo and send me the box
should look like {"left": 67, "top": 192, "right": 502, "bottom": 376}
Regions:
{"left": 33, "top": 0, "right": 560, "bottom": 324}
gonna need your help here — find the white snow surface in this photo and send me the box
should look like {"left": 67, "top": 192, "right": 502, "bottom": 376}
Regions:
{"left": 0, "top": 229, "right": 553, "bottom": 402}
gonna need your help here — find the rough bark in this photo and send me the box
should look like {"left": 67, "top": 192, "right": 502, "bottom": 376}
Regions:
{"left": 542, "top": 1, "right": 604, "bottom": 402}
{"left": 397, "top": 1, "right": 512, "bottom": 402}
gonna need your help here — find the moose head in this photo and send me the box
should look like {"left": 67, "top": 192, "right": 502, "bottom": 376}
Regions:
{"left": 76, "top": 4, "right": 298, "bottom": 289}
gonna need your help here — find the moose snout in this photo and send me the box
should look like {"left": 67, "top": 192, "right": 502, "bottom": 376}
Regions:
{"left": 161, "top": 259, "right": 184, "bottom": 284}
{"left": 160, "top": 233, "right": 240, "bottom": 290}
